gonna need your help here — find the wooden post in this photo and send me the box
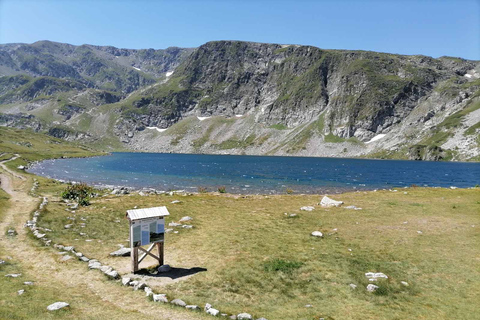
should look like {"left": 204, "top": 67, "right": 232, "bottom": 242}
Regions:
{"left": 132, "top": 247, "right": 139, "bottom": 273}
{"left": 156, "top": 242, "right": 164, "bottom": 266}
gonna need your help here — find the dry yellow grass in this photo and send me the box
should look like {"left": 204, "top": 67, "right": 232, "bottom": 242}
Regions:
{"left": 36, "top": 182, "right": 480, "bottom": 320}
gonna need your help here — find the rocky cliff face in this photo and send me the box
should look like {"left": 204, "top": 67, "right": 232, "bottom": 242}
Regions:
{"left": 1, "top": 40, "right": 479, "bottom": 160}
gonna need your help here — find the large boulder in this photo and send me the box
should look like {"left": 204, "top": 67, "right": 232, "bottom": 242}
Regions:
{"left": 320, "top": 196, "right": 343, "bottom": 207}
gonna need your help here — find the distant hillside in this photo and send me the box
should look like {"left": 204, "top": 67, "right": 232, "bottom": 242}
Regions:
{"left": 1, "top": 40, "right": 479, "bottom": 161}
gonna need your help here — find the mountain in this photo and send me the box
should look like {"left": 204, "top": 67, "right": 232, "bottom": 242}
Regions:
{"left": 0, "top": 40, "right": 479, "bottom": 161}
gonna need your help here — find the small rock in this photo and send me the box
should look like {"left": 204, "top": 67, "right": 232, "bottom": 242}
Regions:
{"left": 63, "top": 246, "right": 74, "bottom": 252}
{"left": 288, "top": 213, "right": 297, "bottom": 218}
{"left": 153, "top": 294, "right": 168, "bottom": 303}
{"left": 401, "top": 281, "right": 409, "bottom": 286}
{"left": 182, "top": 225, "right": 193, "bottom": 229}
{"left": 171, "top": 200, "right": 181, "bottom": 204}
{"left": 109, "top": 247, "right": 131, "bottom": 257}
{"left": 366, "top": 284, "right": 379, "bottom": 292}
{"left": 237, "top": 313, "right": 252, "bottom": 320}
{"left": 105, "top": 270, "right": 119, "bottom": 279}
{"left": 305, "top": 304, "right": 313, "bottom": 308}
{"left": 24, "top": 281, "right": 34, "bottom": 285}
{"left": 207, "top": 308, "right": 220, "bottom": 316}
{"left": 122, "top": 277, "right": 131, "bottom": 286}
{"left": 179, "top": 216, "right": 193, "bottom": 222}
{"left": 169, "top": 222, "right": 182, "bottom": 227}
{"left": 171, "top": 299, "right": 186, "bottom": 307}
{"left": 17, "top": 289, "right": 25, "bottom": 295}
{"left": 205, "top": 303, "right": 212, "bottom": 311}
{"left": 80, "top": 256, "right": 90, "bottom": 262}
{"left": 5, "top": 274, "right": 21, "bottom": 278}
{"left": 88, "top": 260, "right": 101, "bottom": 269}
{"left": 349, "top": 283, "right": 357, "bottom": 289}
{"left": 186, "top": 305, "right": 200, "bottom": 310}
{"left": 165, "top": 228, "right": 173, "bottom": 233}
{"left": 133, "top": 282, "right": 146, "bottom": 291}
{"left": 144, "top": 287, "right": 153, "bottom": 297}
{"left": 64, "top": 224, "right": 73, "bottom": 229}
{"left": 47, "top": 302, "right": 69, "bottom": 311}
{"left": 100, "top": 266, "right": 112, "bottom": 273}
{"left": 300, "top": 206, "right": 314, "bottom": 211}
{"left": 158, "top": 264, "right": 171, "bottom": 273}
{"left": 311, "top": 231, "right": 323, "bottom": 238}
{"left": 75, "top": 252, "right": 83, "bottom": 257}
{"left": 417, "top": 230, "right": 423, "bottom": 234}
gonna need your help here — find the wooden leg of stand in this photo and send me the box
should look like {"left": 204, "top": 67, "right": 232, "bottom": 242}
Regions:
{"left": 132, "top": 247, "right": 139, "bottom": 273}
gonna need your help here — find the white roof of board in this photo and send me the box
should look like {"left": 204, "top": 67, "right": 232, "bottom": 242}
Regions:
{"left": 126, "top": 206, "right": 170, "bottom": 221}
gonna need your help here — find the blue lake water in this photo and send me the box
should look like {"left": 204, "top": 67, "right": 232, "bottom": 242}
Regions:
{"left": 29, "top": 152, "right": 480, "bottom": 194}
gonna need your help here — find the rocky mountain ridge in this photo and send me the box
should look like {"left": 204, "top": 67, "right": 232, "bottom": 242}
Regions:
{"left": 0, "top": 40, "right": 479, "bottom": 161}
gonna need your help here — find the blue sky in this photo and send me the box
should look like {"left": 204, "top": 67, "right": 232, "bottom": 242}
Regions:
{"left": 0, "top": 0, "right": 478, "bottom": 60}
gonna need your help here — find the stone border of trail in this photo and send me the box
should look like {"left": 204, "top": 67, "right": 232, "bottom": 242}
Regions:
{"left": 26, "top": 183, "right": 269, "bottom": 320}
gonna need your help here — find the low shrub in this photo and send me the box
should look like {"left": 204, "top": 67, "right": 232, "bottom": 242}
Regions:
{"left": 197, "top": 186, "right": 208, "bottom": 193}
{"left": 218, "top": 186, "right": 226, "bottom": 193}
{"left": 61, "top": 183, "right": 94, "bottom": 206}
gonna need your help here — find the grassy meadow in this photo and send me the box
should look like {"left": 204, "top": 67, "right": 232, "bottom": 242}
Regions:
{"left": 34, "top": 180, "right": 480, "bottom": 320}
{"left": 0, "top": 126, "right": 103, "bottom": 168}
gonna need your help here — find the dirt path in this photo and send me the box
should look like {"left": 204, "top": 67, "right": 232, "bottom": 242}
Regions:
{"left": 0, "top": 159, "right": 200, "bottom": 320}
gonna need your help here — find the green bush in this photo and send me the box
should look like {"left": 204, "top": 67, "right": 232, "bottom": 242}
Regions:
{"left": 61, "top": 183, "right": 94, "bottom": 206}
{"left": 217, "top": 186, "right": 226, "bottom": 193}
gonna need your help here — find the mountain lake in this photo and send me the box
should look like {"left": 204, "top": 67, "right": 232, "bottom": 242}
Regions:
{"left": 28, "top": 152, "right": 480, "bottom": 194}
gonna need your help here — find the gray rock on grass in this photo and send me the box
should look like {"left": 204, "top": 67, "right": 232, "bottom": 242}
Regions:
{"left": 237, "top": 313, "right": 252, "bottom": 320}
{"left": 109, "top": 247, "right": 131, "bottom": 257}
{"left": 169, "top": 222, "right": 182, "bottom": 227}
{"left": 133, "top": 282, "right": 146, "bottom": 291}
{"left": 105, "top": 270, "right": 119, "bottom": 279}
{"left": 88, "top": 260, "right": 101, "bottom": 269}
{"left": 47, "top": 302, "right": 69, "bottom": 311}
{"left": 145, "top": 287, "right": 153, "bottom": 297}
{"left": 153, "top": 294, "right": 168, "bottom": 303}
{"left": 300, "top": 206, "right": 314, "bottom": 211}
{"left": 366, "top": 284, "right": 379, "bottom": 292}
{"left": 311, "top": 231, "right": 323, "bottom": 237}
{"left": 179, "top": 216, "right": 193, "bottom": 222}
{"left": 186, "top": 305, "right": 200, "bottom": 310}
{"left": 207, "top": 308, "right": 220, "bottom": 316}
{"left": 121, "top": 277, "right": 131, "bottom": 286}
{"left": 320, "top": 196, "right": 344, "bottom": 207}
{"left": 171, "top": 298, "right": 186, "bottom": 307}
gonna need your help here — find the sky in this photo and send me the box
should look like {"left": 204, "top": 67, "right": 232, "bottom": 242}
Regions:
{"left": 0, "top": 0, "right": 479, "bottom": 60}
